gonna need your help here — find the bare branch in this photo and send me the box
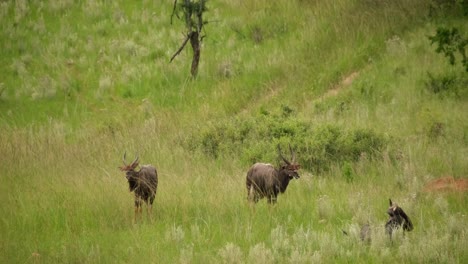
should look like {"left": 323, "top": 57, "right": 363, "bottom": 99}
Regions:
{"left": 204, "top": 19, "right": 221, "bottom": 25}
{"left": 170, "top": 34, "right": 191, "bottom": 62}
{"left": 171, "top": 0, "right": 178, "bottom": 25}
{"left": 196, "top": 2, "right": 203, "bottom": 33}
{"left": 184, "top": 0, "right": 192, "bottom": 30}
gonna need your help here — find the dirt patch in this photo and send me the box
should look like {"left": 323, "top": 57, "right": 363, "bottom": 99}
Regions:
{"left": 322, "top": 71, "right": 360, "bottom": 99}
{"left": 423, "top": 176, "right": 468, "bottom": 193}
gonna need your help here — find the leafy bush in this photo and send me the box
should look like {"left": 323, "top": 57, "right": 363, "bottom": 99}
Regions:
{"left": 186, "top": 106, "right": 391, "bottom": 174}
{"left": 424, "top": 72, "right": 468, "bottom": 98}
{"left": 429, "top": 27, "right": 467, "bottom": 71}
{"left": 428, "top": 0, "right": 468, "bottom": 72}
{"left": 425, "top": 72, "right": 457, "bottom": 93}
{"left": 299, "top": 125, "right": 389, "bottom": 173}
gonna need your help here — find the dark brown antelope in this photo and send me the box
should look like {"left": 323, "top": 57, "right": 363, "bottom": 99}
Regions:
{"left": 385, "top": 199, "right": 413, "bottom": 238}
{"left": 246, "top": 145, "right": 300, "bottom": 204}
{"left": 119, "top": 153, "right": 158, "bottom": 221}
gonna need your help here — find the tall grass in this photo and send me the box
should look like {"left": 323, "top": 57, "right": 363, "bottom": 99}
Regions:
{"left": 1, "top": 0, "right": 467, "bottom": 263}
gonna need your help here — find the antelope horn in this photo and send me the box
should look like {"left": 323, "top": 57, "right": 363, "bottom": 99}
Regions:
{"left": 122, "top": 151, "right": 127, "bottom": 165}
{"left": 278, "top": 145, "right": 291, "bottom": 165}
{"left": 131, "top": 153, "right": 139, "bottom": 167}
{"left": 289, "top": 143, "right": 296, "bottom": 163}
{"left": 389, "top": 198, "right": 393, "bottom": 207}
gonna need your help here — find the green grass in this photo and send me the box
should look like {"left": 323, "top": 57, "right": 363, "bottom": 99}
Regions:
{"left": 1, "top": 0, "right": 467, "bottom": 263}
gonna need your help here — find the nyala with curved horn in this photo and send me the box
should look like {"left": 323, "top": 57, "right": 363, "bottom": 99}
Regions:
{"left": 246, "top": 144, "right": 300, "bottom": 204}
{"left": 385, "top": 199, "right": 413, "bottom": 238}
{"left": 119, "top": 152, "right": 158, "bottom": 221}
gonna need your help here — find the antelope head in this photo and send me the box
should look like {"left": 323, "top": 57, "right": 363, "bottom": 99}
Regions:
{"left": 119, "top": 152, "right": 140, "bottom": 180}
{"left": 278, "top": 144, "right": 301, "bottom": 179}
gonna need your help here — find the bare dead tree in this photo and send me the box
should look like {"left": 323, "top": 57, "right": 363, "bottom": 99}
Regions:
{"left": 170, "top": 0, "right": 208, "bottom": 78}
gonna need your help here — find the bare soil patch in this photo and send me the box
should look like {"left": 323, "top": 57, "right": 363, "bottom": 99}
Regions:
{"left": 322, "top": 71, "right": 360, "bottom": 99}
{"left": 423, "top": 176, "right": 468, "bottom": 193}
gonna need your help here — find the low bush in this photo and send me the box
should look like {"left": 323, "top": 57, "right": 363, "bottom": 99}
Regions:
{"left": 186, "top": 106, "right": 391, "bottom": 173}
{"left": 424, "top": 72, "right": 468, "bottom": 98}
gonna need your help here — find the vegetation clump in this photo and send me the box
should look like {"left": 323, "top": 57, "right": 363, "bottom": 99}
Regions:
{"left": 424, "top": 71, "right": 468, "bottom": 99}
{"left": 187, "top": 106, "right": 390, "bottom": 173}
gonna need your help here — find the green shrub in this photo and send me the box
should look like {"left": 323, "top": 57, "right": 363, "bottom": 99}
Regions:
{"left": 299, "top": 125, "right": 388, "bottom": 173}
{"left": 424, "top": 72, "right": 468, "bottom": 98}
{"left": 185, "top": 106, "right": 391, "bottom": 174}
{"left": 429, "top": 26, "right": 467, "bottom": 72}
{"left": 425, "top": 72, "right": 457, "bottom": 93}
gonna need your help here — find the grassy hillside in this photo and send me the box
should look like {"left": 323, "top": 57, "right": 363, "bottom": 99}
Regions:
{"left": 1, "top": 0, "right": 467, "bottom": 263}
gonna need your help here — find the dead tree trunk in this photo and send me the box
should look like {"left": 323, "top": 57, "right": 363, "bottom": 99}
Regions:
{"left": 190, "top": 31, "right": 200, "bottom": 77}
